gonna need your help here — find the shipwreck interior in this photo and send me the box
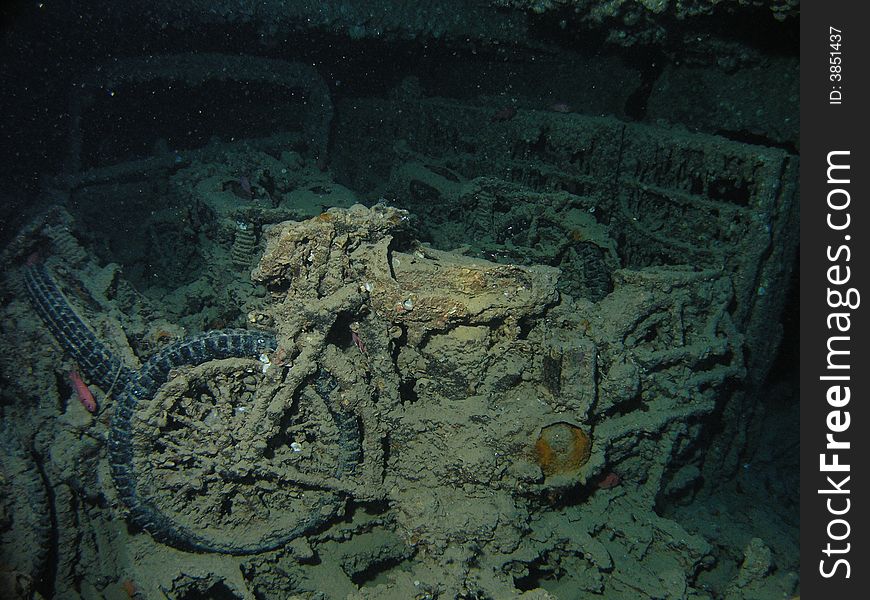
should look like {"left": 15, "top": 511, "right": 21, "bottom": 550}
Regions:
{"left": 0, "top": 2, "right": 798, "bottom": 599}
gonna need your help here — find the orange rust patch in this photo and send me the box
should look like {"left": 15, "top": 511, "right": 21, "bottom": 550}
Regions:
{"left": 534, "top": 422, "right": 591, "bottom": 477}
{"left": 154, "top": 330, "right": 174, "bottom": 346}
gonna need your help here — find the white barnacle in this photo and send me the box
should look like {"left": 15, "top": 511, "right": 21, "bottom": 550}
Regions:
{"left": 290, "top": 441, "right": 303, "bottom": 452}
{"left": 259, "top": 353, "right": 271, "bottom": 373}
